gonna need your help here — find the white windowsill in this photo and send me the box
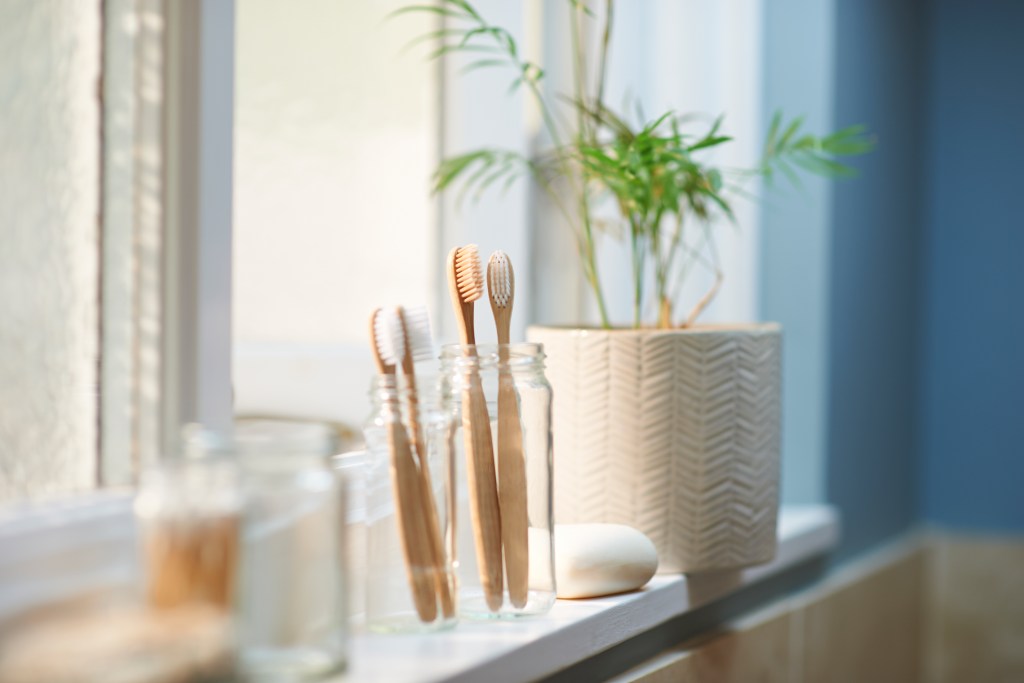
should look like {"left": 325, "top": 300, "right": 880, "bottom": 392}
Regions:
{"left": 337, "top": 504, "right": 839, "bottom": 683}
{"left": 0, "top": 498, "right": 835, "bottom": 682}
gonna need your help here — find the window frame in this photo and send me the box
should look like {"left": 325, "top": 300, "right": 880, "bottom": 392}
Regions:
{"left": 100, "top": 0, "right": 235, "bottom": 485}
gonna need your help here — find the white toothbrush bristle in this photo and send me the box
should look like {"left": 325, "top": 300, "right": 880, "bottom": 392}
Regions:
{"left": 487, "top": 251, "right": 512, "bottom": 308}
{"left": 373, "top": 307, "right": 404, "bottom": 366}
{"left": 454, "top": 245, "right": 483, "bottom": 302}
{"left": 401, "top": 305, "right": 435, "bottom": 362}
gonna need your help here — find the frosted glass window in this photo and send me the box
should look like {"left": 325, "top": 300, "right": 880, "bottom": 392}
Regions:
{"left": 233, "top": 0, "right": 438, "bottom": 427}
{"left": 234, "top": 0, "right": 437, "bottom": 346}
{"left": 0, "top": 0, "right": 102, "bottom": 501}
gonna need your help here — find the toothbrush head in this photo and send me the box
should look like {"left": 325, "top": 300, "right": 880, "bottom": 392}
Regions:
{"left": 373, "top": 307, "right": 404, "bottom": 368}
{"left": 399, "top": 305, "right": 435, "bottom": 363}
{"left": 453, "top": 245, "right": 484, "bottom": 303}
{"left": 487, "top": 250, "right": 514, "bottom": 309}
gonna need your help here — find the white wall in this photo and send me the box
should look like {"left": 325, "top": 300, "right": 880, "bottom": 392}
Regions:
{"left": 0, "top": 0, "right": 102, "bottom": 500}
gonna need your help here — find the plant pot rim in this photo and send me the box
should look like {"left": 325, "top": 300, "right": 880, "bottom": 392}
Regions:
{"left": 527, "top": 321, "right": 781, "bottom": 335}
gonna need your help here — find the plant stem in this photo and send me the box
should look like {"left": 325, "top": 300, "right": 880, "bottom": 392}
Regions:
{"left": 595, "top": 0, "right": 613, "bottom": 113}
{"left": 524, "top": 70, "right": 611, "bottom": 327}
{"left": 681, "top": 223, "right": 723, "bottom": 327}
{"left": 565, "top": 0, "right": 610, "bottom": 327}
{"left": 569, "top": 2, "right": 589, "bottom": 142}
{"left": 649, "top": 208, "right": 673, "bottom": 328}
{"left": 629, "top": 216, "right": 645, "bottom": 328}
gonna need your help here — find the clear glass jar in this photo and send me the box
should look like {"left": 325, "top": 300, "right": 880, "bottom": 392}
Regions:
{"left": 234, "top": 422, "right": 347, "bottom": 681}
{"left": 440, "top": 343, "right": 555, "bottom": 619}
{"left": 363, "top": 374, "right": 457, "bottom": 633}
{"left": 331, "top": 449, "right": 369, "bottom": 628}
{"left": 134, "top": 457, "right": 241, "bottom": 679}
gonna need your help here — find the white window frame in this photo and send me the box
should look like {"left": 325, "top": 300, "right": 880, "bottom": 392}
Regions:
{"left": 2, "top": 0, "right": 236, "bottom": 619}
{"left": 160, "top": 0, "right": 235, "bottom": 449}
{"left": 101, "top": 0, "right": 235, "bottom": 486}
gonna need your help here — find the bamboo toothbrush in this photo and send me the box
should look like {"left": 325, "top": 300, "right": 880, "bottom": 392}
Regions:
{"left": 397, "top": 305, "right": 455, "bottom": 619}
{"left": 370, "top": 308, "right": 438, "bottom": 622}
{"left": 447, "top": 245, "right": 504, "bottom": 612}
{"left": 487, "top": 251, "right": 530, "bottom": 609}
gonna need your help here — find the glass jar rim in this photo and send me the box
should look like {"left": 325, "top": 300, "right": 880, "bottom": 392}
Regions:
{"left": 439, "top": 342, "right": 544, "bottom": 359}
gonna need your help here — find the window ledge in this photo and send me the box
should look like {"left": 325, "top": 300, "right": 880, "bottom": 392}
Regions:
{"left": 339, "top": 504, "right": 839, "bottom": 683}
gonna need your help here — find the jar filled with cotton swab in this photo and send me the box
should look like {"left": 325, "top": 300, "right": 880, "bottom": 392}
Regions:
{"left": 134, "top": 440, "right": 242, "bottom": 679}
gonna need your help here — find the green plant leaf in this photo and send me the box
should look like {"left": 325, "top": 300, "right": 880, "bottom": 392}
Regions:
{"left": 460, "top": 58, "right": 510, "bottom": 74}
{"left": 707, "top": 169, "right": 723, "bottom": 192}
{"left": 390, "top": 4, "right": 468, "bottom": 20}
{"left": 688, "top": 135, "right": 732, "bottom": 153}
{"left": 791, "top": 152, "right": 858, "bottom": 178}
{"left": 765, "top": 111, "right": 783, "bottom": 153}
{"left": 778, "top": 116, "right": 804, "bottom": 149}
{"left": 568, "top": 0, "right": 597, "bottom": 18}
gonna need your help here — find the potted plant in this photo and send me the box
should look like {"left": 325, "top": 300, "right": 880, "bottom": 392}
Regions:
{"left": 403, "top": 0, "right": 873, "bottom": 572}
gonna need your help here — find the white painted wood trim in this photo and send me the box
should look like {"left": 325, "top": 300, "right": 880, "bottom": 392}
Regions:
{"left": 101, "top": 0, "right": 166, "bottom": 484}
{"left": 161, "top": 0, "right": 235, "bottom": 450}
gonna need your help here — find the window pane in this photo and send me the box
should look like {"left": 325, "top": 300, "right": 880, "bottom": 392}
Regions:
{"left": 234, "top": 0, "right": 438, "bottom": 346}
{"left": 233, "top": 0, "right": 438, "bottom": 428}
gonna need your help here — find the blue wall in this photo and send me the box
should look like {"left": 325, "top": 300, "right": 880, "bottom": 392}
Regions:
{"left": 764, "top": 0, "right": 1024, "bottom": 557}
{"left": 825, "top": 0, "right": 928, "bottom": 559}
{"left": 919, "top": 0, "right": 1024, "bottom": 531}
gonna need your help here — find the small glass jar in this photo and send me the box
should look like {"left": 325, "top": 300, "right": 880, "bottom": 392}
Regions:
{"left": 440, "top": 343, "right": 555, "bottom": 619}
{"left": 363, "top": 374, "right": 457, "bottom": 633}
{"left": 234, "top": 422, "right": 347, "bottom": 681}
{"left": 134, "top": 457, "right": 241, "bottom": 679}
{"left": 331, "top": 449, "right": 369, "bottom": 628}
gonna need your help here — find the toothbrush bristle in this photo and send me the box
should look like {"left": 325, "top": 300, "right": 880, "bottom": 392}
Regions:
{"left": 454, "top": 245, "right": 483, "bottom": 302}
{"left": 373, "top": 307, "right": 404, "bottom": 366}
{"left": 487, "top": 251, "right": 512, "bottom": 308}
{"left": 402, "top": 305, "right": 435, "bottom": 363}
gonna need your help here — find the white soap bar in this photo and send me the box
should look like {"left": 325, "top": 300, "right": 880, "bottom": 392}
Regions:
{"left": 551, "top": 523, "right": 659, "bottom": 599}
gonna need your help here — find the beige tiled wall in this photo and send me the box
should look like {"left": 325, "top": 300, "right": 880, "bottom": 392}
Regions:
{"left": 924, "top": 535, "right": 1024, "bottom": 683}
{"left": 616, "top": 534, "right": 1024, "bottom": 683}
{"left": 611, "top": 605, "right": 794, "bottom": 683}
{"left": 799, "top": 547, "right": 924, "bottom": 683}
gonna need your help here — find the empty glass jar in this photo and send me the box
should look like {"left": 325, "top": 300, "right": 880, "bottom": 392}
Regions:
{"left": 440, "top": 343, "right": 555, "bottom": 619}
{"left": 234, "top": 422, "right": 347, "bottom": 680}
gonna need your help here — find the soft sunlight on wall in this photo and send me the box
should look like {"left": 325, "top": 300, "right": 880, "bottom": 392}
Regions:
{"left": 0, "top": 1, "right": 101, "bottom": 500}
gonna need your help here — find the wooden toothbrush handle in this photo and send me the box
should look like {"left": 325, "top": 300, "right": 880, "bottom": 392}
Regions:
{"left": 462, "top": 375, "right": 504, "bottom": 612}
{"left": 406, "top": 392, "right": 456, "bottom": 619}
{"left": 497, "top": 370, "right": 529, "bottom": 608}
{"left": 387, "top": 419, "right": 439, "bottom": 623}
{"left": 417, "top": 468, "right": 455, "bottom": 619}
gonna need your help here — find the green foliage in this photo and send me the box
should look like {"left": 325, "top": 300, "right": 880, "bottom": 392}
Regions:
{"left": 399, "top": 0, "right": 875, "bottom": 328}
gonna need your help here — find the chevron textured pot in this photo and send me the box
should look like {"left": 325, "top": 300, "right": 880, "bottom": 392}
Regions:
{"left": 526, "top": 323, "right": 781, "bottom": 573}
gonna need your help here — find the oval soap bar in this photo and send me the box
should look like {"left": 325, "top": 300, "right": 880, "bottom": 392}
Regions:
{"left": 553, "top": 524, "right": 658, "bottom": 599}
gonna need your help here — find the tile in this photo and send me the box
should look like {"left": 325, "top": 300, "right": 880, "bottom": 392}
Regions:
{"left": 927, "top": 535, "right": 1024, "bottom": 683}
{"left": 613, "top": 606, "right": 793, "bottom": 683}
{"left": 801, "top": 547, "right": 924, "bottom": 683}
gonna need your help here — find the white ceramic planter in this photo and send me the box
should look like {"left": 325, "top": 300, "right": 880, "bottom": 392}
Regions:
{"left": 527, "top": 324, "right": 781, "bottom": 573}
